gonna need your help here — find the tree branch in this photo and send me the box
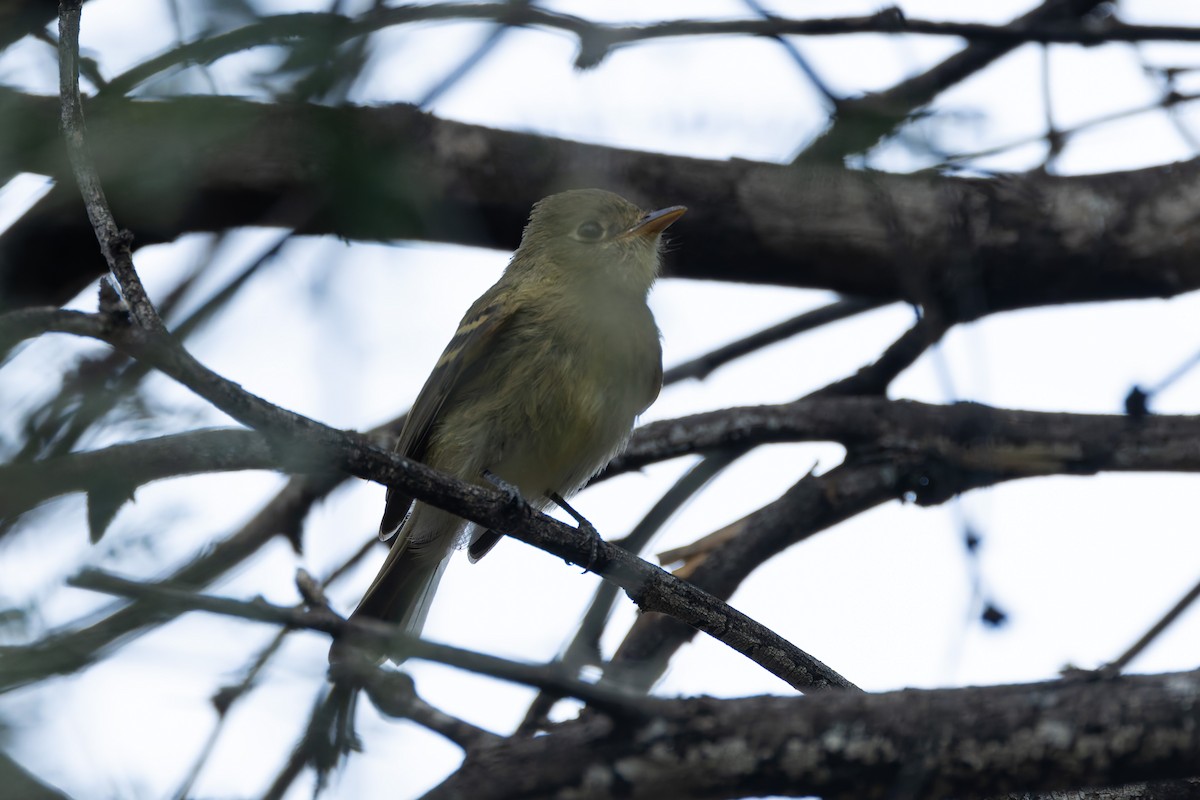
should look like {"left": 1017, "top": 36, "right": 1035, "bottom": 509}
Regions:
{"left": 661, "top": 296, "right": 888, "bottom": 384}
{"left": 798, "top": 0, "right": 1108, "bottom": 163}
{"left": 5, "top": 92, "right": 1200, "bottom": 319}
{"left": 57, "top": 0, "right": 163, "bottom": 332}
{"left": 0, "top": 428, "right": 281, "bottom": 526}
{"left": 67, "top": 568, "right": 671, "bottom": 716}
{"left": 429, "top": 669, "right": 1200, "bottom": 800}
{"left": 611, "top": 398, "right": 1200, "bottom": 479}
{"left": 96, "top": 4, "right": 1200, "bottom": 100}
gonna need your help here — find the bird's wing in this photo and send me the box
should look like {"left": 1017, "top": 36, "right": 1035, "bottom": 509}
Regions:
{"left": 379, "top": 288, "right": 517, "bottom": 540}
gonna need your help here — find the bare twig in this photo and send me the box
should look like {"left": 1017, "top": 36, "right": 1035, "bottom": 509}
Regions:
{"left": 1104, "top": 575, "right": 1200, "bottom": 675}
{"left": 0, "top": 472, "right": 340, "bottom": 692}
{"left": 57, "top": 0, "right": 163, "bottom": 332}
{"left": 819, "top": 309, "right": 945, "bottom": 396}
{"left": 0, "top": 428, "right": 282, "bottom": 525}
{"left": 68, "top": 568, "right": 680, "bottom": 712}
{"left": 517, "top": 456, "right": 732, "bottom": 735}
{"left": 349, "top": 663, "right": 503, "bottom": 749}
{"left": 938, "top": 92, "right": 1200, "bottom": 168}
{"left": 170, "top": 542, "right": 378, "bottom": 800}
{"left": 798, "top": 0, "right": 1107, "bottom": 163}
{"left": 660, "top": 296, "right": 888, "bottom": 385}
{"left": 100, "top": 5, "right": 1200, "bottom": 97}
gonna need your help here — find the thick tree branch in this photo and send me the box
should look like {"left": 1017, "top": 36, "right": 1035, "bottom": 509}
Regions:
{"left": 14, "top": 394, "right": 1198, "bottom": 528}
{"left": 612, "top": 398, "right": 1200, "bottom": 478}
{"left": 4, "top": 92, "right": 1200, "bottom": 320}
{"left": 430, "top": 669, "right": 1200, "bottom": 800}
{"left": 0, "top": 428, "right": 279, "bottom": 526}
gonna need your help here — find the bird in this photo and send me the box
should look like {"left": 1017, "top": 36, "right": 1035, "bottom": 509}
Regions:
{"left": 334, "top": 188, "right": 686, "bottom": 665}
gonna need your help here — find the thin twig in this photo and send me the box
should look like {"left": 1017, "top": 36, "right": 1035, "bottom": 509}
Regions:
{"left": 169, "top": 541, "right": 386, "bottom": 800}
{"left": 100, "top": 5, "right": 1200, "bottom": 97}
{"left": 661, "top": 297, "right": 888, "bottom": 385}
{"left": 937, "top": 92, "right": 1200, "bottom": 168}
{"left": 608, "top": 312, "right": 948, "bottom": 689}
{"left": 817, "top": 310, "right": 945, "bottom": 397}
{"left": 354, "top": 664, "right": 503, "bottom": 749}
{"left": 797, "top": 0, "right": 1107, "bottom": 163}
{"left": 740, "top": 0, "right": 840, "bottom": 107}
{"left": 69, "top": 568, "right": 678, "bottom": 712}
{"left": 517, "top": 456, "right": 731, "bottom": 735}
{"left": 57, "top": 0, "right": 163, "bottom": 332}
{"left": 1104, "top": 575, "right": 1200, "bottom": 675}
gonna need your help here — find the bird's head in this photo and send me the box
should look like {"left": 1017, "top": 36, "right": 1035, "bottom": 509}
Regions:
{"left": 512, "top": 189, "right": 686, "bottom": 295}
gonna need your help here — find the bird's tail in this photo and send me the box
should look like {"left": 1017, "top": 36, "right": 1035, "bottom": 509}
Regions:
{"left": 302, "top": 681, "right": 361, "bottom": 787}
{"left": 353, "top": 524, "right": 451, "bottom": 638}
{"left": 331, "top": 503, "right": 456, "bottom": 665}
{"left": 313, "top": 505, "right": 458, "bottom": 778}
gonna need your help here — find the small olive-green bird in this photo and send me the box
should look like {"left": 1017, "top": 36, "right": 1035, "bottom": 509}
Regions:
{"left": 340, "top": 188, "right": 685, "bottom": 657}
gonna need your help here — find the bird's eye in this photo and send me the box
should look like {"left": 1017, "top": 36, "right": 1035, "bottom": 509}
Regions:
{"left": 575, "top": 220, "right": 605, "bottom": 241}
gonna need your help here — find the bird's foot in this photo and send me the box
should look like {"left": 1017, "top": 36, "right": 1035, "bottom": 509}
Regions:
{"left": 547, "top": 491, "right": 602, "bottom": 572}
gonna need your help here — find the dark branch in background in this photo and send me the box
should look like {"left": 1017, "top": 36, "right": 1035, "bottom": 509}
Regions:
{"left": 7, "top": 92, "right": 1200, "bottom": 322}
{"left": 608, "top": 310, "right": 948, "bottom": 688}
{"left": 0, "top": 472, "right": 338, "bottom": 692}
{"left": 0, "top": 428, "right": 280, "bottom": 531}
{"left": 68, "top": 569, "right": 677, "bottom": 715}
{"left": 8, "top": 390, "right": 1200, "bottom": 561}
{"left": 0, "top": 0, "right": 56, "bottom": 55}
{"left": 660, "top": 296, "right": 887, "bottom": 384}
{"left": 89, "top": 3, "right": 1200, "bottom": 99}
{"left": 796, "top": 0, "right": 1107, "bottom": 163}
{"left": 431, "top": 669, "right": 1200, "bottom": 800}
{"left": 0, "top": 750, "right": 70, "bottom": 800}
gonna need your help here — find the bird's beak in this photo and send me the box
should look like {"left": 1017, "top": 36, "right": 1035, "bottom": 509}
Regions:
{"left": 622, "top": 205, "right": 687, "bottom": 239}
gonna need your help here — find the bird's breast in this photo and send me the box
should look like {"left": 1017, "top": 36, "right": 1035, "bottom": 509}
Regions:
{"left": 491, "top": 295, "right": 660, "bottom": 496}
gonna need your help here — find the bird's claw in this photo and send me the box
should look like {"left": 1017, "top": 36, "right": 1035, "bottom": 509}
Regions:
{"left": 547, "top": 491, "right": 602, "bottom": 572}
{"left": 483, "top": 469, "right": 525, "bottom": 510}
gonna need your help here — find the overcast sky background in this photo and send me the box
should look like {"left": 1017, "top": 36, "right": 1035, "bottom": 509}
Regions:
{"left": 1, "top": 1, "right": 1199, "bottom": 797}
